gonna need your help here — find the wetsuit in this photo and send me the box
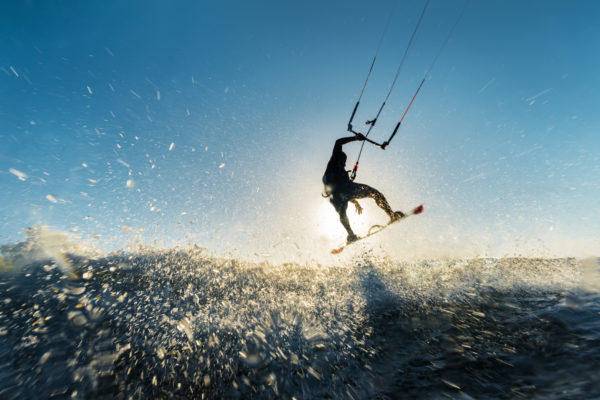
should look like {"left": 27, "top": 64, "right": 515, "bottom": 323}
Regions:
{"left": 323, "top": 136, "right": 400, "bottom": 243}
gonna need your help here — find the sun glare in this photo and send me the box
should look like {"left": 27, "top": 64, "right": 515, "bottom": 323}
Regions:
{"left": 315, "top": 199, "right": 386, "bottom": 242}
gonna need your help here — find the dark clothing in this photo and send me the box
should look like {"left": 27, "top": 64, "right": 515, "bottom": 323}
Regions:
{"left": 322, "top": 136, "right": 360, "bottom": 188}
{"left": 330, "top": 181, "right": 378, "bottom": 203}
{"left": 323, "top": 135, "right": 397, "bottom": 241}
{"left": 329, "top": 181, "right": 380, "bottom": 213}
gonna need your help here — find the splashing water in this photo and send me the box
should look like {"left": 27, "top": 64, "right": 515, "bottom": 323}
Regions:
{"left": 0, "top": 230, "right": 598, "bottom": 398}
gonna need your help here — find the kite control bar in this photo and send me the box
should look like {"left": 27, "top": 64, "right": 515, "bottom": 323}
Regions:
{"left": 348, "top": 128, "right": 385, "bottom": 149}
{"left": 347, "top": 123, "right": 394, "bottom": 180}
{"left": 349, "top": 76, "right": 424, "bottom": 151}
{"left": 347, "top": 127, "right": 385, "bottom": 181}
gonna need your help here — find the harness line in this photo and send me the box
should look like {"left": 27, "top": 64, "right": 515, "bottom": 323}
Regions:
{"left": 349, "top": 0, "right": 431, "bottom": 180}
{"left": 347, "top": 0, "right": 400, "bottom": 132}
{"left": 382, "top": 0, "right": 470, "bottom": 149}
{"left": 348, "top": 0, "right": 469, "bottom": 181}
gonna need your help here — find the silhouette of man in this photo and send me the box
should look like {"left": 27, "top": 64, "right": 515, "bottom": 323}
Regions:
{"left": 323, "top": 134, "right": 404, "bottom": 244}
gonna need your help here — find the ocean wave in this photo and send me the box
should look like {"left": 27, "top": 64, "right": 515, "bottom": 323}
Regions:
{"left": 0, "top": 230, "right": 597, "bottom": 399}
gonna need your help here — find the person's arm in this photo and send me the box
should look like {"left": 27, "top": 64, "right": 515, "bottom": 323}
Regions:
{"left": 333, "top": 134, "right": 366, "bottom": 153}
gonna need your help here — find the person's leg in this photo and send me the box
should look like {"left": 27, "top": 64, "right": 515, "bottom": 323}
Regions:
{"left": 330, "top": 196, "right": 359, "bottom": 243}
{"left": 351, "top": 183, "right": 404, "bottom": 222}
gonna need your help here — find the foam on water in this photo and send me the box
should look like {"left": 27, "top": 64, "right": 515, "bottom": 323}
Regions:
{"left": 0, "top": 228, "right": 597, "bottom": 398}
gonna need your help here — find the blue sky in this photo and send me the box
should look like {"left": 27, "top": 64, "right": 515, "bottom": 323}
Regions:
{"left": 1, "top": 0, "right": 599, "bottom": 259}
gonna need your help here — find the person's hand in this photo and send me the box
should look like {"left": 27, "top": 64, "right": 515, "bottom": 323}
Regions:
{"left": 354, "top": 202, "right": 363, "bottom": 215}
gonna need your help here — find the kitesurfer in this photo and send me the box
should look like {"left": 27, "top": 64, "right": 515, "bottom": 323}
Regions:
{"left": 323, "top": 135, "right": 404, "bottom": 244}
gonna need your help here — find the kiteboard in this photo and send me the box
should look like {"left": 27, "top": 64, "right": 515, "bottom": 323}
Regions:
{"left": 331, "top": 204, "right": 423, "bottom": 254}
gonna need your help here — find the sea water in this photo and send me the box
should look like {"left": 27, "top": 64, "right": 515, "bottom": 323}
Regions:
{"left": 1, "top": 236, "right": 598, "bottom": 399}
